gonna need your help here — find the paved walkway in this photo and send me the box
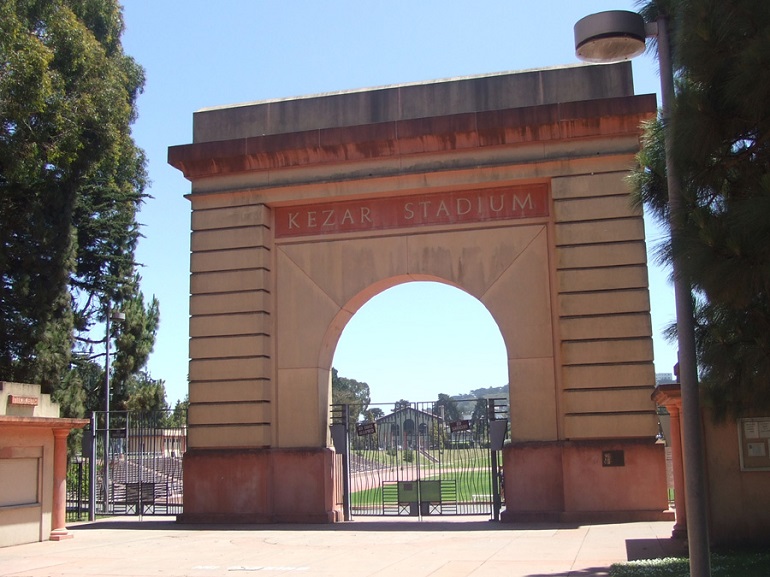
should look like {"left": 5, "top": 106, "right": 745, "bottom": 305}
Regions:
{"left": 0, "top": 517, "right": 685, "bottom": 577}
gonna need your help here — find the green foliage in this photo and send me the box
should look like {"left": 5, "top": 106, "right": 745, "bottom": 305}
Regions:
{"left": 331, "top": 367, "right": 371, "bottom": 425}
{"left": 123, "top": 371, "right": 168, "bottom": 413}
{"left": 632, "top": 0, "right": 770, "bottom": 418}
{"left": 363, "top": 407, "right": 384, "bottom": 421}
{"left": 167, "top": 395, "right": 189, "bottom": 428}
{"left": 393, "top": 399, "right": 411, "bottom": 412}
{"left": 433, "top": 393, "right": 461, "bottom": 422}
{"left": 610, "top": 552, "right": 770, "bottom": 577}
{"left": 0, "top": 0, "right": 157, "bottom": 407}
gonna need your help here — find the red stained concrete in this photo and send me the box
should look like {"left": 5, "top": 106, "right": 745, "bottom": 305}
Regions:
{"left": 180, "top": 448, "right": 339, "bottom": 524}
{"left": 168, "top": 95, "right": 656, "bottom": 181}
{"left": 501, "top": 439, "right": 672, "bottom": 523}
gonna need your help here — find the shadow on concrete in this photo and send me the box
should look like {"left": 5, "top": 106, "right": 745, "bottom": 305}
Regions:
{"left": 625, "top": 537, "right": 688, "bottom": 561}
{"left": 524, "top": 567, "right": 610, "bottom": 577}
{"left": 521, "top": 537, "right": 687, "bottom": 577}
{"left": 71, "top": 517, "right": 582, "bottom": 533}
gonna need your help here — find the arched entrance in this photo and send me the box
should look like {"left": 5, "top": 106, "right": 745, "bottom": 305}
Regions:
{"left": 332, "top": 281, "right": 509, "bottom": 407}
{"left": 169, "top": 63, "right": 670, "bottom": 524}
{"left": 330, "top": 280, "right": 510, "bottom": 520}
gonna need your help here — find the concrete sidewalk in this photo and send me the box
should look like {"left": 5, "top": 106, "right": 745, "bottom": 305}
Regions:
{"left": 0, "top": 517, "right": 686, "bottom": 577}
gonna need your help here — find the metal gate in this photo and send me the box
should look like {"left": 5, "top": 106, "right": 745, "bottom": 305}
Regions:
{"left": 331, "top": 398, "right": 507, "bottom": 519}
{"left": 69, "top": 410, "right": 186, "bottom": 519}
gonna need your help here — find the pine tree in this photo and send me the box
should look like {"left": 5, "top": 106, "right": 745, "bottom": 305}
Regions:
{"left": 632, "top": 0, "right": 770, "bottom": 418}
{"left": 0, "top": 0, "right": 158, "bottom": 414}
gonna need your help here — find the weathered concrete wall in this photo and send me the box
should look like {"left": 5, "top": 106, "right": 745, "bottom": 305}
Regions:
{"left": 193, "top": 64, "right": 635, "bottom": 142}
{"left": 170, "top": 62, "right": 665, "bottom": 523}
{"left": 703, "top": 413, "right": 770, "bottom": 545}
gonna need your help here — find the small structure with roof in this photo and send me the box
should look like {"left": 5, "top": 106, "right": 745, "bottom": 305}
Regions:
{"left": 0, "top": 381, "right": 88, "bottom": 547}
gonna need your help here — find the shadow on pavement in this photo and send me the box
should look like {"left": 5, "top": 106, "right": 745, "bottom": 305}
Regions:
{"left": 522, "top": 567, "right": 610, "bottom": 577}
{"left": 625, "top": 537, "right": 688, "bottom": 560}
{"left": 71, "top": 516, "right": 582, "bottom": 533}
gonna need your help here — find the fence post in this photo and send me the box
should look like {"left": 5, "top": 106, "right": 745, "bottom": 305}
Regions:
{"left": 489, "top": 399, "right": 502, "bottom": 522}
{"left": 89, "top": 412, "right": 97, "bottom": 521}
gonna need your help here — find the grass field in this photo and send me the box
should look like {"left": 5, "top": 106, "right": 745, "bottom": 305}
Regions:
{"left": 350, "top": 469, "right": 494, "bottom": 507}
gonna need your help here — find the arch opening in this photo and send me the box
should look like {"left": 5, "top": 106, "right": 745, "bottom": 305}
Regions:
{"left": 329, "top": 280, "right": 510, "bottom": 519}
{"left": 332, "top": 280, "right": 509, "bottom": 407}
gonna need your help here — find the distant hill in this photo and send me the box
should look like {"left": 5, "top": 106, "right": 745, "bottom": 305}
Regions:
{"left": 451, "top": 384, "right": 508, "bottom": 400}
{"left": 448, "top": 384, "right": 509, "bottom": 416}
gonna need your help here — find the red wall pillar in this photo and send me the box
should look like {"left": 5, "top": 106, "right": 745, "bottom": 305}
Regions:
{"left": 50, "top": 428, "right": 73, "bottom": 541}
{"left": 668, "top": 404, "right": 687, "bottom": 537}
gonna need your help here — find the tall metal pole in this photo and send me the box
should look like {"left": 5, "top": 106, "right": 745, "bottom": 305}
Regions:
{"left": 657, "top": 16, "right": 711, "bottom": 576}
{"left": 89, "top": 412, "right": 96, "bottom": 521}
{"left": 103, "top": 303, "right": 111, "bottom": 514}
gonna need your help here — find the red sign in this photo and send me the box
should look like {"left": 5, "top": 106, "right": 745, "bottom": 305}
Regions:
{"left": 356, "top": 422, "right": 377, "bottom": 437}
{"left": 274, "top": 184, "right": 548, "bottom": 238}
{"left": 449, "top": 420, "right": 471, "bottom": 433}
{"left": 8, "top": 395, "right": 38, "bottom": 406}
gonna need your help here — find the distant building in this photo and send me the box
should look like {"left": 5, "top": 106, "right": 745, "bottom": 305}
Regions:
{"left": 375, "top": 407, "right": 442, "bottom": 450}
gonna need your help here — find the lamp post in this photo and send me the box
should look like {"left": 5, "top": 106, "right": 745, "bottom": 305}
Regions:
{"left": 574, "top": 10, "right": 711, "bottom": 577}
{"left": 102, "top": 303, "right": 125, "bottom": 513}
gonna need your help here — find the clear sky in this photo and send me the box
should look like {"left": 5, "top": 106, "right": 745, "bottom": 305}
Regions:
{"left": 120, "top": 0, "right": 677, "bottom": 407}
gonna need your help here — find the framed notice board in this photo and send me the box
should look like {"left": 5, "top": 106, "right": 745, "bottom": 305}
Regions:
{"left": 738, "top": 417, "right": 770, "bottom": 471}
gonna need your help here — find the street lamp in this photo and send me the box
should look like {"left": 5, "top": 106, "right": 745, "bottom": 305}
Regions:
{"left": 103, "top": 304, "right": 125, "bottom": 513}
{"left": 574, "top": 10, "right": 711, "bottom": 577}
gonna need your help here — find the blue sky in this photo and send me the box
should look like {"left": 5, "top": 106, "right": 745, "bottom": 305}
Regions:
{"left": 120, "top": 0, "right": 676, "bottom": 406}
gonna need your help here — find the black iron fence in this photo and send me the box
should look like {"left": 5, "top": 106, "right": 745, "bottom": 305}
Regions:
{"left": 66, "top": 410, "right": 186, "bottom": 521}
{"left": 331, "top": 398, "right": 508, "bottom": 520}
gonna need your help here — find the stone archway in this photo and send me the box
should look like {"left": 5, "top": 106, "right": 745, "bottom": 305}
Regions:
{"left": 169, "top": 62, "right": 670, "bottom": 523}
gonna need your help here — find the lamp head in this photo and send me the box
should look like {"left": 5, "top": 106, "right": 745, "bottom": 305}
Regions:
{"left": 574, "top": 10, "right": 647, "bottom": 63}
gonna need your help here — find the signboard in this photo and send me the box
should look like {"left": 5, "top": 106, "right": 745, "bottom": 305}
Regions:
{"left": 739, "top": 417, "right": 770, "bottom": 471}
{"left": 8, "top": 395, "right": 38, "bottom": 406}
{"left": 449, "top": 420, "right": 471, "bottom": 433}
{"left": 356, "top": 422, "right": 376, "bottom": 437}
{"left": 274, "top": 184, "right": 549, "bottom": 238}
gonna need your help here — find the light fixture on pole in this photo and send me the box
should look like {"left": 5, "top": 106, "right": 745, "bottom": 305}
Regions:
{"left": 103, "top": 304, "right": 125, "bottom": 513}
{"left": 574, "top": 10, "right": 711, "bottom": 577}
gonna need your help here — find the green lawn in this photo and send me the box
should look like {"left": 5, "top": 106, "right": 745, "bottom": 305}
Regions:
{"left": 350, "top": 469, "right": 494, "bottom": 507}
{"left": 610, "top": 552, "right": 770, "bottom": 577}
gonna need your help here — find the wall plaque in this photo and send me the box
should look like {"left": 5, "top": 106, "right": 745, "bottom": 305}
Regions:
{"left": 602, "top": 450, "right": 625, "bottom": 467}
{"left": 739, "top": 417, "right": 770, "bottom": 471}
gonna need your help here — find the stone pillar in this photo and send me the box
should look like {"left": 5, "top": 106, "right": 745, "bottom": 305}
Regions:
{"left": 50, "top": 428, "right": 73, "bottom": 541}
{"left": 668, "top": 403, "right": 687, "bottom": 537}
{"left": 652, "top": 384, "right": 687, "bottom": 538}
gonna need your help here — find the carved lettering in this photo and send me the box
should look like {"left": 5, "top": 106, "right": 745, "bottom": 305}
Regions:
{"left": 274, "top": 185, "right": 548, "bottom": 238}
{"left": 456, "top": 197, "right": 471, "bottom": 215}
{"left": 513, "top": 193, "right": 534, "bottom": 211}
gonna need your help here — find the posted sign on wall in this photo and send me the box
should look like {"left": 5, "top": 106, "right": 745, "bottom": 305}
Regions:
{"left": 739, "top": 417, "right": 770, "bottom": 471}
